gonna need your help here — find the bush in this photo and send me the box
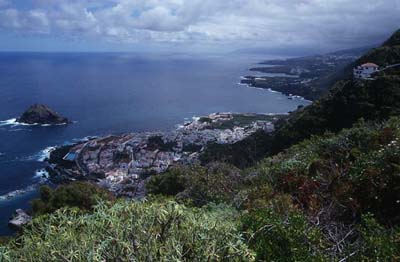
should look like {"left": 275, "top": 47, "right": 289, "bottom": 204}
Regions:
{"left": 1, "top": 200, "right": 254, "bottom": 261}
{"left": 242, "top": 208, "right": 328, "bottom": 261}
{"left": 31, "top": 182, "right": 115, "bottom": 216}
{"left": 146, "top": 166, "right": 187, "bottom": 196}
{"left": 147, "top": 163, "right": 246, "bottom": 207}
{"left": 176, "top": 163, "right": 245, "bottom": 206}
{"left": 247, "top": 117, "right": 400, "bottom": 224}
{"left": 350, "top": 214, "right": 400, "bottom": 261}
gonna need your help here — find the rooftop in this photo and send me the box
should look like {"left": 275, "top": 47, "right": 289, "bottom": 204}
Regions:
{"left": 361, "top": 62, "right": 379, "bottom": 68}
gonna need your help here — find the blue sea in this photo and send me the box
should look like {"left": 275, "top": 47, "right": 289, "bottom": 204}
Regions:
{"left": 0, "top": 52, "right": 309, "bottom": 235}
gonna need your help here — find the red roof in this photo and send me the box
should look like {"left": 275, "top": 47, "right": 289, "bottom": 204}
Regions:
{"left": 361, "top": 62, "right": 379, "bottom": 68}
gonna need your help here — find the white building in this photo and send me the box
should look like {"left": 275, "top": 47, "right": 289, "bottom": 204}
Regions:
{"left": 353, "top": 63, "right": 379, "bottom": 79}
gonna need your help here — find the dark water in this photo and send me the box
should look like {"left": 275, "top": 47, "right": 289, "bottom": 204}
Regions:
{"left": 0, "top": 52, "right": 310, "bottom": 235}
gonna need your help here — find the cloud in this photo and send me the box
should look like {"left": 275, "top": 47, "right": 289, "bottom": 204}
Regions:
{"left": 0, "top": 0, "right": 399, "bottom": 49}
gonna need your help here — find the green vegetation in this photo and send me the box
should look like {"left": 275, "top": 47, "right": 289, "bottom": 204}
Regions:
{"left": 202, "top": 29, "right": 400, "bottom": 168}
{"left": 31, "top": 182, "right": 115, "bottom": 216}
{"left": 148, "top": 163, "right": 245, "bottom": 207}
{"left": 1, "top": 200, "right": 254, "bottom": 261}
{"left": 161, "top": 117, "right": 400, "bottom": 260}
{"left": 242, "top": 208, "right": 328, "bottom": 261}
{"left": 201, "top": 129, "right": 275, "bottom": 168}
{"left": 146, "top": 166, "right": 187, "bottom": 196}
{"left": 147, "top": 135, "right": 177, "bottom": 151}
{"left": 2, "top": 29, "right": 400, "bottom": 261}
{"left": 3, "top": 118, "right": 400, "bottom": 260}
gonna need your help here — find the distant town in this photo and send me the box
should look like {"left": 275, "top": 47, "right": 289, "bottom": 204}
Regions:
{"left": 48, "top": 113, "right": 279, "bottom": 198}
{"left": 241, "top": 47, "right": 368, "bottom": 100}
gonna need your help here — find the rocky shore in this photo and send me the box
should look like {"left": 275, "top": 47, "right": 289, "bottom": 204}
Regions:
{"left": 241, "top": 47, "right": 367, "bottom": 100}
{"left": 8, "top": 209, "right": 31, "bottom": 230}
{"left": 47, "top": 113, "right": 280, "bottom": 198}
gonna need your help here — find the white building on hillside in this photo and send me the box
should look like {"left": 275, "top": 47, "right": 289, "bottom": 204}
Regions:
{"left": 353, "top": 63, "right": 379, "bottom": 79}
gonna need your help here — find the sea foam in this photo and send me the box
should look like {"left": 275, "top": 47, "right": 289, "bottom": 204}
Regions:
{"left": 35, "top": 146, "right": 56, "bottom": 162}
{"left": 0, "top": 118, "right": 70, "bottom": 128}
{"left": 0, "top": 118, "right": 17, "bottom": 127}
{"left": 0, "top": 169, "right": 49, "bottom": 202}
{"left": 33, "top": 168, "right": 50, "bottom": 180}
{"left": 0, "top": 184, "right": 38, "bottom": 202}
{"left": 22, "top": 146, "right": 56, "bottom": 162}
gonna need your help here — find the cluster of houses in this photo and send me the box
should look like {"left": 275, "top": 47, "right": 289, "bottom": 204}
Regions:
{"left": 60, "top": 113, "right": 276, "bottom": 197}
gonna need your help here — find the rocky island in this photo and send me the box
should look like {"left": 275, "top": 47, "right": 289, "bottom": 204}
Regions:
{"left": 47, "top": 112, "right": 280, "bottom": 198}
{"left": 17, "top": 104, "right": 70, "bottom": 125}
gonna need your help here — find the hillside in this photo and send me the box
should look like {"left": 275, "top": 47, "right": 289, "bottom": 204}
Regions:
{"left": 272, "top": 30, "right": 400, "bottom": 150}
{"left": 202, "top": 29, "right": 400, "bottom": 167}
{"left": 1, "top": 29, "right": 400, "bottom": 261}
{"left": 2, "top": 116, "right": 400, "bottom": 261}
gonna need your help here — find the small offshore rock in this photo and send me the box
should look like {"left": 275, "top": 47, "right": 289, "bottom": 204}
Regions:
{"left": 18, "top": 104, "right": 70, "bottom": 125}
{"left": 8, "top": 209, "right": 32, "bottom": 230}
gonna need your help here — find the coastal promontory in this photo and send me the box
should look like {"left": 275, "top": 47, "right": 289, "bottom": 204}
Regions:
{"left": 17, "top": 104, "right": 70, "bottom": 125}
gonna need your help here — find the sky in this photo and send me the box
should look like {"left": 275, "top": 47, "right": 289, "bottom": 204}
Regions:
{"left": 0, "top": 0, "right": 399, "bottom": 53}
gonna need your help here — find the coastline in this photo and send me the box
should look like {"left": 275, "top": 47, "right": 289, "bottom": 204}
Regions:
{"left": 46, "top": 112, "right": 282, "bottom": 199}
{"left": 240, "top": 79, "right": 313, "bottom": 102}
{"left": 240, "top": 75, "right": 316, "bottom": 101}
{"left": 240, "top": 49, "right": 364, "bottom": 101}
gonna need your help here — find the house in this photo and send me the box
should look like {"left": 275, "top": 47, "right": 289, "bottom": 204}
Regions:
{"left": 353, "top": 63, "right": 379, "bottom": 79}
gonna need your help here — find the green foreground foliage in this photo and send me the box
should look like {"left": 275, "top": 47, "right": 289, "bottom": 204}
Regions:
{"left": 1, "top": 200, "right": 254, "bottom": 261}
{"left": 240, "top": 117, "right": 400, "bottom": 261}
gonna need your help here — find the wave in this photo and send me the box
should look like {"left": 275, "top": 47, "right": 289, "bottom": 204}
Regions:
{"left": 34, "top": 146, "right": 56, "bottom": 162}
{"left": 71, "top": 135, "right": 96, "bottom": 143}
{"left": 17, "top": 138, "right": 88, "bottom": 164}
{"left": 0, "top": 118, "right": 71, "bottom": 128}
{"left": 8, "top": 128, "right": 32, "bottom": 132}
{"left": 0, "top": 183, "right": 39, "bottom": 202}
{"left": 0, "top": 168, "right": 50, "bottom": 202}
{"left": 22, "top": 146, "right": 56, "bottom": 162}
{"left": 0, "top": 118, "right": 41, "bottom": 127}
{"left": 33, "top": 168, "right": 50, "bottom": 180}
{"left": 0, "top": 118, "right": 18, "bottom": 127}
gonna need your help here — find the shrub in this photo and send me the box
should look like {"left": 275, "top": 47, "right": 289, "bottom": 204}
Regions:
{"left": 1, "top": 200, "right": 254, "bottom": 261}
{"left": 250, "top": 117, "right": 400, "bottom": 224}
{"left": 176, "top": 163, "right": 245, "bottom": 206}
{"left": 31, "top": 182, "right": 115, "bottom": 216}
{"left": 147, "top": 163, "right": 246, "bottom": 207}
{"left": 349, "top": 214, "right": 400, "bottom": 261}
{"left": 242, "top": 208, "right": 328, "bottom": 261}
{"left": 146, "top": 166, "right": 187, "bottom": 196}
